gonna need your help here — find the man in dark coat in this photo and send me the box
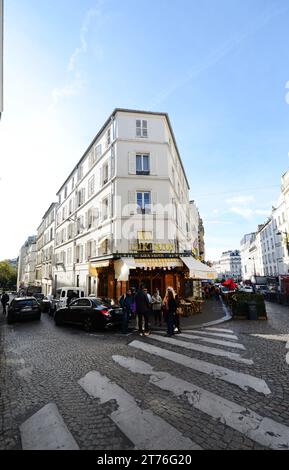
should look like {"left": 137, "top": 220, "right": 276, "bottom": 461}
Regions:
{"left": 1, "top": 292, "right": 9, "bottom": 316}
{"left": 135, "top": 285, "right": 150, "bottom": 336}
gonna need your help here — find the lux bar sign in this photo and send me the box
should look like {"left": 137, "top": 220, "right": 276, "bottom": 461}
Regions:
{"left": 129, "top": 242, "right": 175, "bottom": 252}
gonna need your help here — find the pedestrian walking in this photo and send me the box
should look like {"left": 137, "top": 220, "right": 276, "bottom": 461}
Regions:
{"left": 119, "top": 289, "right": 134, "bottom": 334}
{"left": 174, "top": 294, "right": 182, "bottom": 333}
{"left": 165, "top": 289, "right": 176, "bottom": 337}
{"left": 152, "top": 289, "right": 163, "bottom": 327}
{"left": 135, "top": 284, "right": 151, "bottom": 336}
{"left": 1, "top": 291, "right": 9, "bottom": 316}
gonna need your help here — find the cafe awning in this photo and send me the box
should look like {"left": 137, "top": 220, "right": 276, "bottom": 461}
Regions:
{"left": 89, "top": 260, "right": 110, "bottom": 277}
{"left": 114, "top": 257, "right": 183, "bottom": 281}
{"left": 180, "top": 256, "right": 217, "bottom": 280}
{"left": 114, "top": 258, "right": 137, "bottom": 281}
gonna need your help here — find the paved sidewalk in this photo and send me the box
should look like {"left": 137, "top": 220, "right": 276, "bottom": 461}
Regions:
{"left": 133, "top": 298, "right": 230, "bottom": 333}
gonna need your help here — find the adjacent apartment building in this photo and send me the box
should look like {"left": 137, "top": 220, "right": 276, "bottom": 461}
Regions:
{"left": 35, "top": 203, "right": 57, "bottom": 295}
{"left": 53, "top": 108, "right": 211, "bottom": 299}
{"left": 240, "top": 169, "right": 289, "bottom": 281}
{"left": 17, "top": 236, "right": 37, "bottom": 290}
{"left": 212, "top": 250, "right": 241, "bottom": 281}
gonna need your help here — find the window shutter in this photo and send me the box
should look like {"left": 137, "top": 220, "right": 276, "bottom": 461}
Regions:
{"left": 85, "top": 211, "right": 88, "bottom": 229}
{"left": 99, "top": 166, "right": 103, "bottom": 187}
{"left": 152, "top": 191, "right": 158, "bottom": 205}
{"left": 110, "top": 193, "right": 114, "bottom": 218}
{"left": 108, "top": 158, "right": 111, "bottom": 182}
{"left": 85, "top": 243, "right": 88, "bottom": 261}
{"left": 111, "top": 148, "right": 115, "bottom": 178}
{"left": 150, "top": 154, "right": 157, "bottom": 175}
{"left": 128, "top": 152, "right": 136, "bottom": 174}
{"left": 128, "top": 191, "right": 135, "bottom": 203}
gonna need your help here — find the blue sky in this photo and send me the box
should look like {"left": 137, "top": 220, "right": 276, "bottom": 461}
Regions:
{"left": 0, "top": 0, "right": 289, "bottom": 260}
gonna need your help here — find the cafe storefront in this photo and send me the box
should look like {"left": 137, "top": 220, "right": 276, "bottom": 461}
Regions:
{"left": 89, "top": 252, "right": 217, "bottom": 301}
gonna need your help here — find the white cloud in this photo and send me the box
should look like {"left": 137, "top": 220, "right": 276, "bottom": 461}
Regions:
{"left": 50, "top": 75, "right": 86, "bottom": 108}
{"left": 228, "top": 206, "right": 270, "bottom": 220}
{"left": 68, "top": 4, "right": 103, "bottom": 72}
{"left": 50, "top": 2, "right": 103, "bottom": 108}
{"left": 225, "top": 195, "right": 255, "bottom": 204}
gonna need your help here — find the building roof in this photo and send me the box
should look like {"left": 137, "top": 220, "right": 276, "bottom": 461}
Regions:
{"left": 56, "top": 108, "right": 190, "bottom": 194}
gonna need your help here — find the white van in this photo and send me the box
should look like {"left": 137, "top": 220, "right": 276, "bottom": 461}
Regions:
{"left": 50, "top": 287, "right": 85, "bottom": 313}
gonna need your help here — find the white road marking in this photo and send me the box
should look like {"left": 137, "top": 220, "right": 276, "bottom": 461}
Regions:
{"left": 129, "top": 340, "right": 270, "bottom": 395}
{"left": 178, "top": 333, "right": 245, "bottom": 350}
{"left": 149, "top": 334, "right": 253, "bottom": 365}
{"left": 185, "top": 330, "right": 238, "bottom": 340}
{"left": 205, "top": 327, "right": 234, "bottom": 333}
{"left": 78, "top": 371, "right": 201, "bottom": 450}
{"left": 113, "top": 355, "right": 289, "bottom": 450}
{"left": 20, "top": 403, "right": 79, "bottom": 450}
{"left": 286, "top": 342, "right": 289, "bottom": 365}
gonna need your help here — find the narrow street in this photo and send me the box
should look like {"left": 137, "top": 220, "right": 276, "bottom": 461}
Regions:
{"left": 1, "top": 300, "right": 289, "bottom": 450}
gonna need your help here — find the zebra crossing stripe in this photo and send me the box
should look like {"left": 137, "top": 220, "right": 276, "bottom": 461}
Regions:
{"left": 129, "top": 340, "right": 271, "bottom": 395}
{"left": 178, "top": 333, "right": 245, "bottom": 350}
{"left": 78, "top": 371, "right": 201, "bottom": 450}
{"left": 185, "top": 330, "right": 238, "bottom": 340}
{"left": 19, "top": 403, "right": 79, "bottom": 450}
{"left": 149, "top": 334, "right": 253, "bottom": 365}
{"left": 206, "top": 327, "right": 234, "bottom": 333}
{"left": 113, "top": 355, "right": 289, "bottom": 450}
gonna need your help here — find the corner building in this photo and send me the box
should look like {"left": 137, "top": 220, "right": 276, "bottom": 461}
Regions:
{"left": 54, "top": 109, "right": 208, "bottom": 299}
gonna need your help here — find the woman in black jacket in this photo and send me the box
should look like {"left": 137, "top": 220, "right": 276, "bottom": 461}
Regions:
{"left": 166, "top": 289, "right": 176, "bottom": 337}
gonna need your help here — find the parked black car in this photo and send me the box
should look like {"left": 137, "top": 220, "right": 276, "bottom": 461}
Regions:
{"left": 54, "top": 297, "right": 124, "bottom": 332}
{"left": 7, "top": 297, "right": 41, "bottom": 324}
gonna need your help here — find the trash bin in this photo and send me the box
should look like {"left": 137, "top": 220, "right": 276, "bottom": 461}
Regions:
{"left": 247, "top": 302, "right": 258, "bottom": 320}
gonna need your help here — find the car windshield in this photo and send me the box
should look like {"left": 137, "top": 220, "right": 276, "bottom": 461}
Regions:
{"left": 67, "top": 290, "right": 80, "bottom": 298}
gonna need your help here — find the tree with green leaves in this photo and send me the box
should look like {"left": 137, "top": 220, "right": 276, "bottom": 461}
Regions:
{"left": 0, "top": 260, "right": 17, "bottom": 290}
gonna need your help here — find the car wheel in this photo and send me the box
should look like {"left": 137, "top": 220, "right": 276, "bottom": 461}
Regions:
{"left": 54, "top": 314, "right": 63, "bottom": 326}
{"left": 83, "top": 317, "right": 93, "bottom": 332}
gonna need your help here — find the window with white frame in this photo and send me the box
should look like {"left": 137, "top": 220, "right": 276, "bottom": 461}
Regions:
{"left": 67, "top": 223, "right": 73, "bottom": 239}
{"left": 72, "top": 176, "right": 75, "bottom": 190}
{"left": 136, "top": 119, "right": 148, "bottom": 138}
{"left": 106, "top": 128, "right": 111, "bottom": 147}
{"left": 77, "top": 165, "right": 83, "bottom": 181}
{"left": 102, "top": 197, "right": 109, "bottom": 220}
{"left": 103, "top": 163, "right": 109, "bottom": 185}
{"left": 137, "top": 191, "right": 151, "bottom": 213}
{"left": 136, "top": 154, "right": 150, "bottom": 175}
{"left": 67, "top": 247, "right": 72, "bottom": 265}
{"left": 69, "top": 199, "right": 73, "bottom": 215}
{"left": 95, "top": 144, "right": 102, "bottom": 161}
{"left": 89, "top": 152, "right": 94, "bottom": 168}
{"left": 62, "top": 206, "right": 67, "bottom": 221}
{"left": 88, "top": 175, "right": 95, "bottom": 198}
{"left": 77, "top": 188, "right": 85, "bottom": 207}
{"left": 64, "top": 186, "right": 68, "bottom": 198}
{"left": 76, "top": 245, "right": 83, "bottom": 263}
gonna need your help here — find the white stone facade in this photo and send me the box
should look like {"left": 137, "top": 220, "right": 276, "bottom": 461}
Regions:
{"left": 17, "top": 236, "right": 37, "bottom": 289}
{"left": 214, "top": 250, "right": 241, "bottom": 280}
{"left": 240, "top": 169, "right": 289, "bottom": 280}
{"left": 53, "top": 109, "right": 197, "bottom": 294}
{"left": 35, "top": 203, "right": 57, "bottom": 295}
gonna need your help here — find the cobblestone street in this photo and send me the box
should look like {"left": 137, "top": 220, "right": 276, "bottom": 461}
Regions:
{"left": 1, "top": 300, "right": 289, "bottom": 450}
